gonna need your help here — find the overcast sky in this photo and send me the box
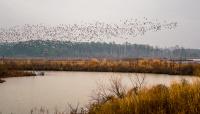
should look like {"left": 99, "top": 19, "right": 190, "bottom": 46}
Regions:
{"left": 0, "top": 0, "right": 200, "bottom": 48}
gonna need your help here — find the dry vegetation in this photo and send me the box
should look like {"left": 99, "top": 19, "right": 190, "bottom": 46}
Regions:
{"left": 1, "top": 58, "right": 200, "bottom": 76}
{"left": 88, "top": 78, "right": 200, "bottom": 114}
{"left": 27, "top": 77, "right": 200, "bottom": 114}
{"left": 0, "top": 61, "right": 36, "bottom": 82}
{"left": 0, "top": 70, "right": 36, "bottom": 83}
{"left": 0, "top": 70, "right": 36, "bottom": 78}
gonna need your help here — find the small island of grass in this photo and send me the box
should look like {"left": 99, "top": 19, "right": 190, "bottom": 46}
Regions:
{"left": 0, "top": 66, "right": 36, "bottom": 83}
{"left": 0, "top": 78, "right": 5, "bottom": 83}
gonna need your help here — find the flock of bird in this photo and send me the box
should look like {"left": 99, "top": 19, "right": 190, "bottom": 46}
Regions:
{"left": 0, "top": 18, "right": 177, "bottom": 43}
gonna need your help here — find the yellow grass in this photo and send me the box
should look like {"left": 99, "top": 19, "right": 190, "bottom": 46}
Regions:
{"left": 0, "top": 58, "right": 200, "bottom": 76}
{"left": 88, "top": 80, "right": 200, "bottom": 114}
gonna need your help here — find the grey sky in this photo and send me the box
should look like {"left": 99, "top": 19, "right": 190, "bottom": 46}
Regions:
{"left": 0, "top": 0, "right": 200, "bottom": 48}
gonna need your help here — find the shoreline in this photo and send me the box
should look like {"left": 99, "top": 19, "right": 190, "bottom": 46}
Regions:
{"left": 0, "top": 58, "right": 199, "bottom": 76}
{"left": 25, "top": 70, "right": 200, "bottom": 77}
{"left": 0, "top": 70, "right": 36, "bottom": 79}
{"left": 0, "top": 78, "right": 5, "bottom": 83}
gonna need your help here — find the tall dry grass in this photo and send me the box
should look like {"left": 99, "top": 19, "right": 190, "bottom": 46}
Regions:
{"left": 30, "top": 77, "right": 199, "bottom": 114}
{"left": 1, "top": 58, "right": 200, "bottom": 76}
{"left": 88, "top": 79, "right": 200, "bottom": 114}
{"left": 0, "top": 62, "right": 36, "bottom": 78}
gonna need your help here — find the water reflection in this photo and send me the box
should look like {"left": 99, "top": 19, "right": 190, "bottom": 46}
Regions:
{"left": 0, "top": 71, "right": 198, "bottom": 114}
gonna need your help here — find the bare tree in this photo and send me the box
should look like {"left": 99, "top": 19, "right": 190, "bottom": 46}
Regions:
{"left": 128, "top": 73, "right": 146, "bottom": 95}
{"left": 108, "top": 76, "right": 126, "bottom": 98}
{"left": 90, "top": 80, "right": 112, "bottom": 104}
{"left": 90, "top": 73, "right": 146, "bottom": 108}
{"left": 68, "top": 103, "right": 79, "bottom": 114}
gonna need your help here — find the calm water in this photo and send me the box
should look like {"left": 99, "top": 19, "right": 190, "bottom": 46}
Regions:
{"left": 0, "top": 71, "right": 198, "bottom": 114}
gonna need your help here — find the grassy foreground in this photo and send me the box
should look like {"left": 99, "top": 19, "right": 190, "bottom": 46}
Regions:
{"left": 1, "top": 58, "right": 200, "bottom": 76}
{"left": 88, "top": 80, "right": 200, "bottom": 114}
{"left": 28, "top": 80, "right": 200, "bottom": 114}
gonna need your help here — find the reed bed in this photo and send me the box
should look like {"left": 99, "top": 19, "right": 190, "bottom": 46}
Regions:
{"left": 26, "top": 79, "right": 200, "bottom": 114}
{"left": 88, "top": 80, "right": 200, "bottom": 114}
{"left": 0, "top": 62, "right": 36, "bottom": 79}
{"left": 0, "top": 58, "right": 200, "bottom": 76}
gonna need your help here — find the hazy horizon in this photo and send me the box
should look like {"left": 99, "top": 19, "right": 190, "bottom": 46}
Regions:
{"left": 0, "top": 0, "right": 200, "bottom": 48}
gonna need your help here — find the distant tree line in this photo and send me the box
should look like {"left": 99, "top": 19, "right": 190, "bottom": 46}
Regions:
{"left": 0, "top": 40, "right": 199, "bottom": 59}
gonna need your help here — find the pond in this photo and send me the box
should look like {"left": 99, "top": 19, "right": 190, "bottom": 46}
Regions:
{"left": 0, "top": 71, "right": 198, "bottom": 114}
